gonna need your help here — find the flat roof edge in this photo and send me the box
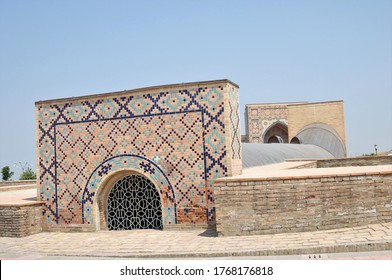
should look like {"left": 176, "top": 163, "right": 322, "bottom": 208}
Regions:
{"left": 35, "top": 79, "right": 239, "bottom": 105}
{"left": 287, "top": 100, "right": 344, "bottom": 107}
{"left": 245, "top": 100, "right": 344, "bottom": 108}
{"left": 246, "top": 102, "right": 307, "bottom": 107}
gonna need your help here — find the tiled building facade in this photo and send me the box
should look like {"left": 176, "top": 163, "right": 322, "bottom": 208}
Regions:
{"left": 35, "top": 80, "right": 242, "bottom": 231}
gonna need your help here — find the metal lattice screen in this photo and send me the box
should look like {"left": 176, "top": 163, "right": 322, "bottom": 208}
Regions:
{"left": 107, "top": 175, "right": 162, "bottom": 230}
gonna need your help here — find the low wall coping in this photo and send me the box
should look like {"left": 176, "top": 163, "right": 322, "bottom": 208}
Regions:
{"left": 215, "top": 169, "right": 392, "bottom": 183}
{"left": 0, "top": 201, "right": 44, "bottom": 207}
{"left": 0, "top": 184, "right": 38, "bottom": 192}
{"left": 318, "top": 155, "right": 392, "bottom": 162}
{"left": 0, "top": 180, "right": 37, "bottom": 187}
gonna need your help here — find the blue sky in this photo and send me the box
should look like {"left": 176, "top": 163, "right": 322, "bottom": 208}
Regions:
{"left": 1, "top": 0, "right": 391, "bottom": 178}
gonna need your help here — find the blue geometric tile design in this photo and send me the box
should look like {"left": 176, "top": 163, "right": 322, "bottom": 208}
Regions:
{"left": 83, "top": 154, "right": 176, "bottom": 225}
{"left": 36, "top": 83, "right": 236, "bottom": 228}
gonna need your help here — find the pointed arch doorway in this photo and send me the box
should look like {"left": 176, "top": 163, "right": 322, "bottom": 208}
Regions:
{"left": 106, "top": 174, "right": 163, "bottom": 230}
{"left": 263, "top": 122, "right": 288, "bottom": 143}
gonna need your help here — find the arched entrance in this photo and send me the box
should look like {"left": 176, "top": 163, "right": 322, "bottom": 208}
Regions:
{"left": 263, "top": 122, "right": 288, "bottom": 143}
{"left": 290, "top": 137, "right": 301, "bottom": 144}
{"left": 106, "top": 174, "right": 163, "bottom": 230}
{"left": 82, "top": 155, "right": 176, "bottom": 230}
{"left": 267, "top": 135, "right": 285, "bottom": 143}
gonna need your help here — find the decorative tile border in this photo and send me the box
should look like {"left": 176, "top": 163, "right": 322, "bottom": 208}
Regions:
{"left": 36, "top": 81, "right": 241, "bottom": 228}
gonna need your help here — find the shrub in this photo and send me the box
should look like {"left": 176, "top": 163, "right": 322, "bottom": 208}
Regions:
{"left": 19, "top": 168, "right": 36, "bottom": 180}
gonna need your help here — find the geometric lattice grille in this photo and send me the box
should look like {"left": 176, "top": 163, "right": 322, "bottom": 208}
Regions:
{"left": 107, "top": 175, "right": 162, "bottom": 230}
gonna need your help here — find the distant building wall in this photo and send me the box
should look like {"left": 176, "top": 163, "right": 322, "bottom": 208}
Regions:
{"left": 287, "top": 101, "right": 346, "bottom": 146}
{"left": 244, "top": 100, "right": 347, "bottom": 157}
{"left": 245, "top": 103, "right": 294, "bottom": 143}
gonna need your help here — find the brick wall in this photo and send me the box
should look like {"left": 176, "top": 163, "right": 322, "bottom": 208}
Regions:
{"left": 317, "top": 156, "right": 392, "bottom": 168}
{"left": 214, "top": 173, "right": 392, "bottom": 236}
{"left": 245, "top": 103, "right": 291, "bottom": 143}
{"left": 0, "top": 203, "right": 43, "bottom": 237}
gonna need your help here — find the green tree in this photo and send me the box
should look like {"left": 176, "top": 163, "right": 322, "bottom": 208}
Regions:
{"left": 362, "top": 153, "right": 376, "bottom": 156}
{"left": 1, "top": 166, "right": 14, "bottom": 181}
{"left": 19, "top": 168, "right": 36, "bottom": 180}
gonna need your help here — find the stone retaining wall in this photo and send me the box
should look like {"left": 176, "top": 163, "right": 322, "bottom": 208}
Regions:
{"left": 317, "top": 156, "right": 392, "bottom": 168}
{"left": 0, "top": 180, "right": 36, "bottom": 187}
{"left": 287, "top": 161, "right": 317, "bottom": 169}
{"left": 214, "top": 173, "right": 392, "bottom": 236}
{"left": 0, "top": 203, "right": 43, "bottom": 237}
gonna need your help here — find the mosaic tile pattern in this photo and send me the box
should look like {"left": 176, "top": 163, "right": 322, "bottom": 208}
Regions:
{"left": 37, "top": 82, "right": 239, "bottom": 228}
{"left": 83, "top": 154, "right": 177, "bottom": 225}
{"left": 228, "top": 85, "right": 241, "bottom": 160}
{"left": 246, "top": 104, "right": 288, "bottom": 143}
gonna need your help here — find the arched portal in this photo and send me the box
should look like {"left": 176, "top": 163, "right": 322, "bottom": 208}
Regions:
{"left": 82, "top": 154, "right": 176, "bottom": 230}
{"left": 290, "top": 137, "right": 301, "bottom": 144}
{"left": 263, "top": 122, "right": 288, "bottom": 143}
{"left": 107, "top": 174, "right": 162, "bottom": 230}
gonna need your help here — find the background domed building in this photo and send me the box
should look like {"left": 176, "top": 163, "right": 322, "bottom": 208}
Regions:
{"left": 244, "top": 101, "right": 347, "bottom": 158}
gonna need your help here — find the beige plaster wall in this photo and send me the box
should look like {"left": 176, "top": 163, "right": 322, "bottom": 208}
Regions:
{"left": 287, "top": 101, "right": 346, "bottom": 144}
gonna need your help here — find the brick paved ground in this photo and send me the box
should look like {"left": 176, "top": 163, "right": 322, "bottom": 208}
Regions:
{"left": 1, "top": 165, "right": 392, "bottom": 260}
{"left": 1, "top": 222, "right": 391, "bottom": 259}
